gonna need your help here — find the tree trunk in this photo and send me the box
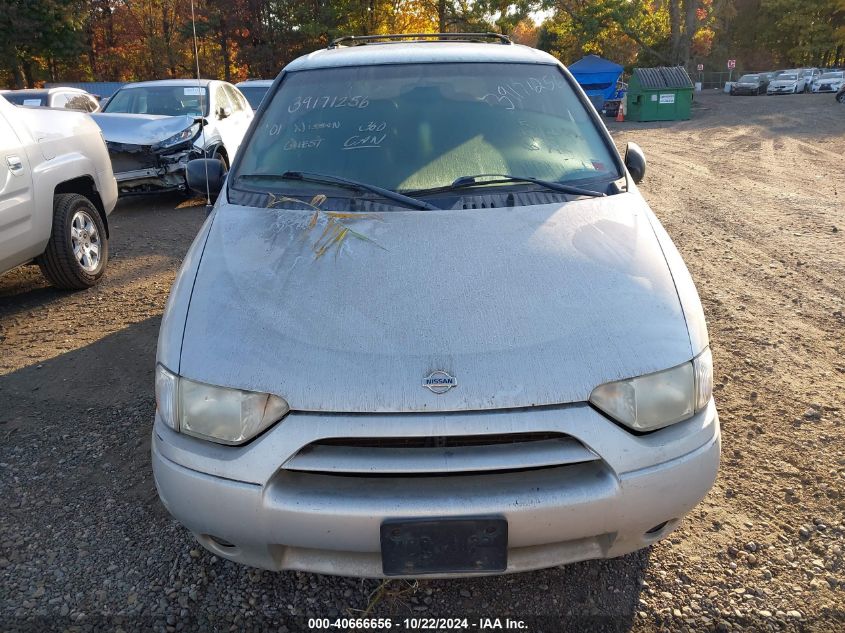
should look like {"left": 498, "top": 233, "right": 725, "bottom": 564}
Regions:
{"left": 86, "top": 9, "right": 98, "bottom": 79}
{"left": 21, "top": 58, "right": 34, "bottom": 87}
{"left": 11, "top": 56, "right": 26, "bottom": 89}
{"left": 438, "top": 0, "right": 447, "bottom": 32}
{"left": 669, "top": 0, "right": 682, "bottom": 63}
{"left": 220, "top": 15, "right": 231, "bottom": 82}
{"left": 681, "top": 0, "right": 701, "bottom": 66}
{"left": 162, "top": 3, "right": 177, "bottom": 78}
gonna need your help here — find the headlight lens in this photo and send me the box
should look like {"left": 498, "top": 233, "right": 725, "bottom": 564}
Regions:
{"left": 159, "top": 122, "right": 200, "bottom": 148}
{"left": 693, "top": 347, "right": 713, "bottom": 411}
{"left": 155, "top": 364, "right": 179, "bottom": 431}
{"left": 154, "top": 364, "right": 289, "bottom": 444}
{"left": 589, "top": 349, "right": 713, "bottom": 432}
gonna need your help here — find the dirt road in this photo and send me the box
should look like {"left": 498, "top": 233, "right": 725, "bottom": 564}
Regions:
{"left": 1, "top": 91, "right": 843, "bottom": 631}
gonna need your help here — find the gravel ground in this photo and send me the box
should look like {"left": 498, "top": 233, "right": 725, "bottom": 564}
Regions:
{"left": 1, "top": 91, "right": 843, "bottom": 632}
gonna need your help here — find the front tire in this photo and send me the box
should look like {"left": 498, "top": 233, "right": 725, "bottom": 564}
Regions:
{"left": 837, "top": 92, "right": 845, "bottom": 104}
{"left": 37, "top": 194, "right": 108, "bottom": 289}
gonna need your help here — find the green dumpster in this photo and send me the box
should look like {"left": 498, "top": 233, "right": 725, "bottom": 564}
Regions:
{"left": 626, "top": 67, "right": 693, "bottom": 122}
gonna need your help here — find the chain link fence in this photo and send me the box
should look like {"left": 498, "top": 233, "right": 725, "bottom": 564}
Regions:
{"left": 687, "top": 69, "right": 776, "bottom": 91}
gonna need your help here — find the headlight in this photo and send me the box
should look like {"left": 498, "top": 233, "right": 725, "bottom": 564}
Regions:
{"left": 154, "top": 364, "right": 290, "bottom": 444}
{"left": 589, "top": 349, "right": 713, "bottom": 432}
{"left": 159, "top": 122, "right": 201, "bottom": 149}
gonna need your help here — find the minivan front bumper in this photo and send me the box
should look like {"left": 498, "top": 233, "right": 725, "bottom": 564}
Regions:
{"left": 151, "top": 401, "right": 720, "bottom": 578}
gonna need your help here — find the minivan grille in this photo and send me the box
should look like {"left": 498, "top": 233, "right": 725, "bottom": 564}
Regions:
{"left": 284, "top": 432, "right": 600, "bottom": 476}
{"left": 312, "top": 431, "right": 566, "bottom": 449}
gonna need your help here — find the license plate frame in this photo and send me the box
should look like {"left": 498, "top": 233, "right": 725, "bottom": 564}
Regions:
{"left": 380, "top": 516, "right": 507, "bottom": 576}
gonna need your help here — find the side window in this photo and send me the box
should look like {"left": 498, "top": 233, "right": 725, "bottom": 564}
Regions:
{"left": 224, "top": 84, "right": 246, "bottom": 112}
{"left": 51, "top": 93, "right": 70, "bottom": 108}
{"left": 214, "top": 84, "right": 231, "bottom": 117}
{"left": 86, "top": 96, "right": 99, "bottom": 112}
{"left": 65, "top": 94, "right": 93, "bottom": 111}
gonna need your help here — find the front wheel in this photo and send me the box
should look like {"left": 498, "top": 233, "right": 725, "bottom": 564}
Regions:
{"left": 37, "top": 194, "right": 108, "bottom": 289}
{"left": 837, "top": 92, "right": 845, "bottom": 104}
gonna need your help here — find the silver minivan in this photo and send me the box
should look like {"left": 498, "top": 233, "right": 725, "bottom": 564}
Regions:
{"left": 153, "top": 34, "right": 720, "bottom": 578}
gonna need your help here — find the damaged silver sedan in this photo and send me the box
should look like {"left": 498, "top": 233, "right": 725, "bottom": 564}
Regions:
{"left": 92, "top": 79, "right": 252, "bottom": 195}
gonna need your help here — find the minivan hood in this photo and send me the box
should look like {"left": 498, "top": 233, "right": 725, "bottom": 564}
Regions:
{"left": 179, "top": 194, "right": 694, "bottom": 413}
{"left": 90, "top": 112, "right": 196, "bottom": 146}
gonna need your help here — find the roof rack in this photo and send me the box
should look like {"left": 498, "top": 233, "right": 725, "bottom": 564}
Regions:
{"left": 328, "top": 33, "right": 512, "bottom": 49}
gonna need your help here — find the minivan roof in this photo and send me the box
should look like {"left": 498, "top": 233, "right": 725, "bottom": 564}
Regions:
{"left": 284, "top": 42, "right": 560, "bottom": 72}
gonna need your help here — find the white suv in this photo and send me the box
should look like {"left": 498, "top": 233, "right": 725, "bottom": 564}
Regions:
{"left": 0, "top": 93, "right": 117, "bottom": 288}
{"left": 92, "top": 79, "right": 253, "bottom": 195}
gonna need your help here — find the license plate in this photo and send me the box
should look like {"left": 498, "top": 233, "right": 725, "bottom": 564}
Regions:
{"left": 380, "top": 517, "right": 507, "bottom": 575}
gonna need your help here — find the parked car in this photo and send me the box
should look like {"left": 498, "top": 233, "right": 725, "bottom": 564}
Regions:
{"left": 812, "top": 71, "right": 845, "bottom": 93}
{"left": 91, "top": 79, "right": 253, "bottom": 195}
{"left": 767, "top": 71, "right": 806, "bottom": 94}
{"left": 730, "top": 74, "right": 768, "bottom": 95}
{"left": 0, "top": 87, "right": 101, "bottom": 112}
{"left": 801, "top": 68, "right": 820, "bottom": 91}
{"left": 152, "top": 34, "right": 720, "bottom": 578}
{"left": 0, "top": 91, "right": 117, "bottom": 288}
{"left": 235, "top": 79, "right": 273, "bottom": 111}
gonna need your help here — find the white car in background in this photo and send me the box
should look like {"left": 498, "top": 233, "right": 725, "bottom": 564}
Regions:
{"left": 801, "top": 68, "right": 820, "bottom": 91}
{"left": 0, "top": 87, "right": 101, "bottom": 112}
{"left": 91, "top": 79, "right": 253, "bottom": 195}
{"left": 0, "top": 92, "right": 117, "bottom": 288}
{"left": 235, "top": 79, "right": 273, "bottom": 111}
{"left": 767, "top": 71, "right": 806, "bottom": 94}
{"left": 812, "top": 71, "right": 844, "bottom": 93}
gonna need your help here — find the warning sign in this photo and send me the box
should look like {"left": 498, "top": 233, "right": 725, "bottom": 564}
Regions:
{"left": 659, "top": 93, "right": 676, "bottom": 104}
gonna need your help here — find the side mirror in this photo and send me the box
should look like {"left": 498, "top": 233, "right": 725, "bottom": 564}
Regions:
{"left": 186, "top": 158, "right": 227, "bottom": 199}
{"left": 217, "top": 106, "right": 232, "bottom": 120}
{"left": 624, "top": 142, "right": 647, "bottom": 184}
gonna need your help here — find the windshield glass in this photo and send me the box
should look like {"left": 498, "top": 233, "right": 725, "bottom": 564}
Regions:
{"left": 820, "top": 73, "right": 843, "bottom": 79}
{"left": 2, "top": 92, "right": 47, "bottom": 106}
{"left": 233, "top": 62, "right": 620, "bottom": 198}
{"left": 103, "top": 85, "right": 209, "bottom": 116}
{"left": 780, "top": 74, "right": 797, "bottom": 81}
{"left": 239, "top": 86, "right": 269, "bottom": 109}
{"left": 738, "top": 75, "right": 758, "bottom": 82}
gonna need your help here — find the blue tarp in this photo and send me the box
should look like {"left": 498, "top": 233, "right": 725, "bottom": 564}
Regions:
{"left": 568, "top": 55, "right": 624, "bottom": 100}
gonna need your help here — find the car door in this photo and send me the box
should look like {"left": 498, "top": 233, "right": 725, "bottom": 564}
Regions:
{"left": 222, "top": 84, "right": 253, "bottom": 158}
{"left": 0, "top": 109, "right": 37, "bottom": 275}
{"left": 209, "top": 83, "right": 238, "bottom": 160}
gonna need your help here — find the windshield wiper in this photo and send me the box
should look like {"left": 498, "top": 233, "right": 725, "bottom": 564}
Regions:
{"left": 238, "top": 171, "right": 439, "bottom": 211}
{"left": 407, "top": 173, "right": 606, "bottom": 198}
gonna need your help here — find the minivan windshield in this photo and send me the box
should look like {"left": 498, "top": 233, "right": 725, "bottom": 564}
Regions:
{"left": 738, "top": 75, "right": 758, "bottom": 82}
{"left": 103, "top": 85, "right": 209, "bottom": 117}
{"left": 233, "top": 63, "right": 620, "bottom": 200}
